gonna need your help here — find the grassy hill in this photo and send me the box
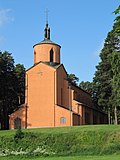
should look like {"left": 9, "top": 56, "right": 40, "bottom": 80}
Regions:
{"left": 0, "top": 125, "right": 120, "bottom": 158}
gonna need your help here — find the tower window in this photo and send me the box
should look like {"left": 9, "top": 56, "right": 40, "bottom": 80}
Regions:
{"left": 34, "top": 51, "right": 36, "bottom": 64}
{"left": 50, "top": 49, "right": 54, "bottom": 62}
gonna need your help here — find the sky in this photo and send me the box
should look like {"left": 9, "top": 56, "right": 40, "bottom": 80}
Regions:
{"left": 0, "top": 0, "right": 119, "bottom": 82}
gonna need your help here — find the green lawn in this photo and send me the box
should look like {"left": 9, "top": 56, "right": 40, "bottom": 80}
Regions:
{"left": 0, "top": 155, "right": 120, "bottom": 160}
{"left": 0, "top": 125, "right": 120, "bottom": 157}
{"left": 1, "top": 125, "right": 120, "bottom": 136}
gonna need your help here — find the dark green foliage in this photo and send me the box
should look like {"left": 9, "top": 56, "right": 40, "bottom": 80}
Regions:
{"left": 14, "top": 64, "right": 25, "bottom": 105}
{"left": 0, "top": 51, "right": 25, "bottom": 130}
{"left": 93, "top": 6, "right": 120, "bottom": 123}
{"left": 110, "top": 52, "right": 120, "bottom": 107}
{"left": 0, "top": 126, "right": 120, "bottom": 157}
{"left": 110, "top": 51, "right": 120, "bottom": 124}
{"left": 111, "top": 7, "right": 120, "bottom": 123}
{"left": 14, "top": 128, "right": 24, "bottom": 142}
{"left": 113, "top": 5, "right": 120, "bottom": 15}
{"left": 79, "top": 81, "right": 99, "bottom": 109}
{"left": 93, "top": 30, "right": 117, "bottom": 112}
{"left": 0, "top": 51, "right": 15, "bottom": 129}
{"left": 113, "top": 5, "right": 120, "bottom": 36}
{"left": 79, "top": 81, "right": 93, "bottom": 94}
{"left": 67, "top": 74, "right": 79, "bottom": 86}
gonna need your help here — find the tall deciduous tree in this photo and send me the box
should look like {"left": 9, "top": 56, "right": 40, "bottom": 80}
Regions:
{"left": 0, "top": 51, "right": 25, "bottom": 129}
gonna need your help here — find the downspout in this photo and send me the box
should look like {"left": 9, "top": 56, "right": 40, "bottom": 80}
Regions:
{"left": 68, "top": 84, "right": 72, "bottom": 126}
{"left": 54, "top": 71, "right": 56, "bottom": 127}
{"left": 25, "top": 73, "right": 28, "bottom": 129}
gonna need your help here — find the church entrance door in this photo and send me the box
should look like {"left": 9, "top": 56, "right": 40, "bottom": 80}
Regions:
{"left": 14, "top": 117, "right": 21, "bottom": 129}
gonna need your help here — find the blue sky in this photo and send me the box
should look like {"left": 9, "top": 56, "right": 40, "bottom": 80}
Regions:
{"left": 0, "top": 0, "right": 119, "bottom": 82}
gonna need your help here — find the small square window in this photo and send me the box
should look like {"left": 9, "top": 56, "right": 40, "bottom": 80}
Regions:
{"left": 60, "top": 117, "right": 66, "bottom": 124}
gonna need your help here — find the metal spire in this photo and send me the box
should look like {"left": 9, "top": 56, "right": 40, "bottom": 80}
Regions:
{"left": 44, "top": 8, "right": 50, "bottom": 40}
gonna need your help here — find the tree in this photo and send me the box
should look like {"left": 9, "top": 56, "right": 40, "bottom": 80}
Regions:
{"left": 109, "top": 6, "right": 120, "bottom": 124}
{"left": 93, "top": 30, "right": 117, "bottom": 112}
{"left": 0, "top": 51, "right": 25, "bottom": 129}
{"left": 67, "top": 74, "right": 79, "bottom": 86}
{"left": 0, "top": 51, "right": 15, "bottom": 129}
{"left": 93, "top": 5, "right": 120, "bottom": 124}
{"left": 14, "top": 64, "right": 25, "bottom": 105}
{"left": 79, "top": 81, "right": 93, "bottom": 94}
{"left": 113, "top": 5, "right": 120, "bottom": 36}
{"left": 79, "top": 81, "right": 99, "bottom": 109}
{"left": 110, "top": 51, "right": 120, "bottom": 124}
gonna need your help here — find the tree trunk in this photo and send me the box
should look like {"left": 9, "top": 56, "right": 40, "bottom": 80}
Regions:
{"left": 114, "top": 106, "right": 118, "bottom": 125}
{"left": 1, "top": 104, "right": 9, "bottom": 130}
{"left": 108, "top": 110, "right": 111, "bottom": 124}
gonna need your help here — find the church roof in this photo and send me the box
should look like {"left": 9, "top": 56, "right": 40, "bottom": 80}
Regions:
{"left": 26, "top": 61, "right": 62, "bottom": 72}
{"left": 43, "top": 62, "right": 61, "bottom": 68}
{"left": 33, "top": 39, "right": 61, "bottom": 48}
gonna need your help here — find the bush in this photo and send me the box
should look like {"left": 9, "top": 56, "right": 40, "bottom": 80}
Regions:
{"left": 14, "top": 128, "right": 24, "bottom": 143}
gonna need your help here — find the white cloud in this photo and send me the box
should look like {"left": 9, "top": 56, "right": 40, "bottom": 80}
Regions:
{"left": 0, "top": 9, "right": 14, "bottom": 27}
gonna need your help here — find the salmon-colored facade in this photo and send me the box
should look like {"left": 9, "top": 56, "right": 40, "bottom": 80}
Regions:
{"left": 9, "top": 22, "right": 108, "bottom": 129}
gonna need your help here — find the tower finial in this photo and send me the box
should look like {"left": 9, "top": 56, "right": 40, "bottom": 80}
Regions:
{"left": 44, "top": 8, "right": 50, "bottom": 40}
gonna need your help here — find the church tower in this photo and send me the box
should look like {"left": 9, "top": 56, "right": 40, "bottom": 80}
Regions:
{"left": 33, "top": 21, "right": 61, "bottom": 65}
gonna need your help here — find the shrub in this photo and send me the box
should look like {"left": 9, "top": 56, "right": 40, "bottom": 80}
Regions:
{"left": 14, "top": 128, "right": 24, "bottom": 143}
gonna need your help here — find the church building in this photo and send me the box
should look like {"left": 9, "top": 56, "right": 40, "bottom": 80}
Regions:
{"left": 9, "top": 21, "right": 108, "bottom": 129}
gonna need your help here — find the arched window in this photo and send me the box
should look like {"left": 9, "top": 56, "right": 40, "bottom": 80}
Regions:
{"left": 34, "top": 51, "right": 36, "bottom": 63}
{"left": 50, "top": 49, "right": 54, "bottom": 62}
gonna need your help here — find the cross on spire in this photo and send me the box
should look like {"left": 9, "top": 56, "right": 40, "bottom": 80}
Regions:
{"left": 45, "top": 8, "right": 49, "bottom": 24}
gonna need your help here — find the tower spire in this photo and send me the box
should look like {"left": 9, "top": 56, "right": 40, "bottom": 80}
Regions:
{"left": 44, "top": 9, "right": 50, "bottom": 40}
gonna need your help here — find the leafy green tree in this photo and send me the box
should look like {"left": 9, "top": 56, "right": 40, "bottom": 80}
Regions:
{"left": 0, "top": 51, "right": 25, "bottom": 130}
{"left": 93, "top": 5, "right": 120, "bottom": 124}
{"left": 67, "top": 74, "right": 79, "bottom": 86}
{"left": 79, "top": 81, "right": 93, "bottom": 94}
